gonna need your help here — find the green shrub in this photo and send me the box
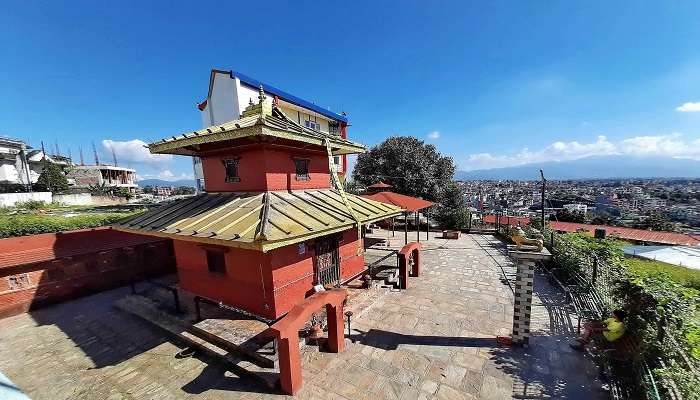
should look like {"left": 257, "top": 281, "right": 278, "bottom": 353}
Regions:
{"left": 0, "top": 211, "right": 145, "bottom": 238}
{"left": 14, "top": 200, "right": 49, "bottom": 210}
{"left": 626, "top": 257, "right": 700, "bottom": 290}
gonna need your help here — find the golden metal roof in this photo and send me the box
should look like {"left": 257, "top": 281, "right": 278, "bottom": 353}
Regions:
{"left": 148, "top": 104, "right": 365, "bottom": 156}
{"left": 114, "top": 189, "right": 403, "bottom": 252}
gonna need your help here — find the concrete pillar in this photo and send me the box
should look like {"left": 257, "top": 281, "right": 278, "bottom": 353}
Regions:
{"left": 512, "top": 259, "right": 535, "bottom": 345}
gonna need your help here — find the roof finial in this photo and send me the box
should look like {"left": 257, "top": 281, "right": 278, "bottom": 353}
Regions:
{"left": 258, "top": 85, "right": 266, "bottom": 104}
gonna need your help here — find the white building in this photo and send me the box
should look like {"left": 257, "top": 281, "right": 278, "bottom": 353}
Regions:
{"left": 0, "top": 137, "right": 71, "bottom": 187}
{"left": 563, "top": 203, "right": 587, "bottom": 213}
{"left": 194, "top": 69, "right": 349, "bottom": 192}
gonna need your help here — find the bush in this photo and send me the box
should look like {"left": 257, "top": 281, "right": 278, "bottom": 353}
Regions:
{"left": 0, "top": 211, "right": 145, "bottom": 238}
{"left": 14, "top": 200, "right": 49, "bottom": 210}
{"left": 626, "top": 257, "right": 700, "bottom": 290}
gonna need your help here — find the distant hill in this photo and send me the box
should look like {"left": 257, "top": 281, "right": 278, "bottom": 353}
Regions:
{"left": 138, "top": 178, "right": 196, "bottom": 188}
{"left": 456, "top": 155, "right": 700, "bottom": 180}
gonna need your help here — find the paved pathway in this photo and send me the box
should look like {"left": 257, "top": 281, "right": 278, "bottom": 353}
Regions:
{"left": 0, "top": 233, "right": 606, "bottom": 399}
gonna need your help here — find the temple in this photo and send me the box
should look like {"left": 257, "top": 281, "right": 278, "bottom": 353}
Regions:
{"left": 114, "top": 85, "right": 403, "bottom": 320}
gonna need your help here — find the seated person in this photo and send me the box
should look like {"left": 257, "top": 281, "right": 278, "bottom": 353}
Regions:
{"left": 570, "top": 309, "right": 627, "bottom": 350}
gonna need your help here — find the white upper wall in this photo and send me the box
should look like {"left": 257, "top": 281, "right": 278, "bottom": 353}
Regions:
{"left": 200, "top": 71, "right": 337, "bottom": 135}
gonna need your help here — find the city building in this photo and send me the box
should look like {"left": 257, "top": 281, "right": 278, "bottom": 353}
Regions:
{"left": 193, "top": 69, "right": 349, "bottom": 192}
{"left": 68, "top": 165, "right": 137, "bottom": 193}
{"left": 0, "top": 137, "right": 70, "bottom": 187}
{"left": 115, "top": 86, "right": 402, "bottom": 320}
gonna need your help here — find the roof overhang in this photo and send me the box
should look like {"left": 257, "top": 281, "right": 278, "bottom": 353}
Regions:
{"left": 148, "top": 123, "right": 364, "bottom": 156}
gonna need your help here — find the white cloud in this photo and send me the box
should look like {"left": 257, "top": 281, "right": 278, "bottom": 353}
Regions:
{"left": 102, "top": 139, "right": 172, "bottom": 166}
{"left": 464, "top": 134, "right": 700, "bottom": 170}
{"left": 676, "top": 102, "right": 700, "bottom": 112}
{"left": 427, "top": 131, "right": 441, "bottom": 140}
{"left": 137, "top": 170, "right": 194, "bottom": 181}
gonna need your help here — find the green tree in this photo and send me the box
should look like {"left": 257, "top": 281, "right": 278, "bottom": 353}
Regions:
{"left": 352, "top": 136, "right": 455, "bottom": 201}
{"left": 637, "top": 212, "right": 676, "bottom": 232}
{"left": 433, "top": 182, "right": 470, "bottom": 229}
{"left": 33, "top": 163, "right": 68, "bottom": 192}
{"left": 554, "top": 209, "right": 586, "bottom": 223}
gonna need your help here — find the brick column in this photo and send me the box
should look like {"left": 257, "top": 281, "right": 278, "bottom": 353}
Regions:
{"left": 512, "top": 259, "right": 535, "bottom": 345}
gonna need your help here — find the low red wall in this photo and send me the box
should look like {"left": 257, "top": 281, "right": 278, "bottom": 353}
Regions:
{"left": 0, "top": 228, "right": 175, "bottom": 319}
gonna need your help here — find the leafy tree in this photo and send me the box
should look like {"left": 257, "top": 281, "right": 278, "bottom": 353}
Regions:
{"left": 636, "top": 212, "right": 676, "bottom": 232}
{"left": 553, "top": 208, "right": 586, "bottom": 223}
{"left": 352, "top": 136, "right": 455, "bottom": 202}
{"left": 33, "top": 163, "right": 69, "bottom": 192}
{"left": 433, "top": 182, "right": 470, "bottom": 229}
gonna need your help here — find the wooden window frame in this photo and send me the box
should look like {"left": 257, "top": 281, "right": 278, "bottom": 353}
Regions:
{"left": 205, "top": 248, "right": 227, "bottom": 275}
{"left": 293, "top": 157, "right": 310, "bottom": 181}
{"left": 223, "top": 157, "right": 241, "bottom": 183}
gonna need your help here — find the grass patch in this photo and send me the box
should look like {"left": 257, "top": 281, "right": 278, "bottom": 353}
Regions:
{"left": 0, "top": 210, "right": 146, "bottom": 238}
{"left": 626, "top": 256, "right": 700, "bottom": 290}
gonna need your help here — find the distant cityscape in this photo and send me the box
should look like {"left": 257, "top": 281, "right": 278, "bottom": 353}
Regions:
{"left": 457, "top": 178, "right": 700, "bottom": 232}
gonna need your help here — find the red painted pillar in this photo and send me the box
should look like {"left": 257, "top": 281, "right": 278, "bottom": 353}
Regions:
{"left": 411, "top": 249, "right": 420, "bottom": 277}
{"left": 277, "top": 334, "right": 303, "bottom": 395}
{"left": 326, "top": 303, "right": 345, "bottom": 353}
{"left": 399, "top": 254, "right": 409, "bottom": 289}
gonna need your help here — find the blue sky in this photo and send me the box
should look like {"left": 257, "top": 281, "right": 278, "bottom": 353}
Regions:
{"left": 2, "top": 1, "right": 700, "bottom": 179}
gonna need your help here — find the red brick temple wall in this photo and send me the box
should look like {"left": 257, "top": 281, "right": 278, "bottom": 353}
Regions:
{"left": 200, "top": 145, "right": 331, "bottom": 192}
{"left": 0, "top": 228, "right": 175, "bottom": 319}
{"left": 269, "top": 229, "right": 364, "bottom": 318}
{"left": 173, "top": 240, "right": 276, "bottom": 318}
{"left": 174, "top": 228, "right": 365, "bottom": 320}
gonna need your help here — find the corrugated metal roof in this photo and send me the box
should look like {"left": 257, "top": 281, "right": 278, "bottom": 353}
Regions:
{"left": 114, "top": 190, "right": 403, "bottom": 252}
{"left": 149, "top": 105, "right": 363, "bottom": 156}
{"left": 361, "top": 191, "right": 434, "bottom": 212}
{"left": 550, "top": 221, "right": 700, "bottom": 246}
{"left": 483, "top": 215, "right": 531, "bottom": 226}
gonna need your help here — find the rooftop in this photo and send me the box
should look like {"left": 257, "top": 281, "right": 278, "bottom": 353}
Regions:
{"left": 0, "top": 232, "right": 606, "bottom": 399}
{"left": 206, "top": 69, "right": 348, "bottom": 123}
{"left": 148, "top": 94, "right": 363, "bottom": 156}
{"left": 114, "top": 189, "right": 403, "bottom": 251}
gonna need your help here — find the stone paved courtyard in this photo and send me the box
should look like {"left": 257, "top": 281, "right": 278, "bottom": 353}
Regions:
{"left": 0, "top": 233, "right": 606, "bottom": 399}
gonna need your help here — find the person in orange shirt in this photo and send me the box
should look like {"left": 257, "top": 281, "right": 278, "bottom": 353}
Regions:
{"left": 570, "top": 309, "right": 627, "bottom": 350}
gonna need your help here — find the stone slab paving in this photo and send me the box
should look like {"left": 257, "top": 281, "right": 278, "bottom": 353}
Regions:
{"left": 0, "top": 233, "right": 606, "bottom": 399}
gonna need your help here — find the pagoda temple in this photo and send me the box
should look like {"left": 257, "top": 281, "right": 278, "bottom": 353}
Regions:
{"left": 115, "top": 86, "right": 402, "bottom": 320}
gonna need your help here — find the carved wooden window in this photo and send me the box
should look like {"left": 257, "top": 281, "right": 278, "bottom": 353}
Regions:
{"left": 206, "top": 249, "right": 226, "bottom": 274}
{"left": 294, "top": 158, "right": 310, "bottom": 181}
{"left": 223, "top": 158, "right": 240, "bottom": 182}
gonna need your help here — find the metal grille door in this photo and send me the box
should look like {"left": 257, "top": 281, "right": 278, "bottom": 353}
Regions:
{"left": 315, "top": 237, "right": 340, "bottom": 287}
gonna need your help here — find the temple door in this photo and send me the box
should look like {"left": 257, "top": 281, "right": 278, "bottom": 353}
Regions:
{"left": 315, "top": 236, "right": 340, "bottom": 287}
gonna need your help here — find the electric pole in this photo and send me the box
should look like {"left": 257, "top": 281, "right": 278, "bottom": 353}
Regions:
{"left": 540, "top": 169, "right": 546, "bottom": 228}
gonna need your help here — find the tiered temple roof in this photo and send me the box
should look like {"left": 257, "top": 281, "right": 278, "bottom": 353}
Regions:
{"left": 115, "top": 190, "right": 402, "bottom": 251}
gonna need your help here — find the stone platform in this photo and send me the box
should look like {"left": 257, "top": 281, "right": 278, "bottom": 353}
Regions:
{"left": 0, "top": 232, "right": 607, "bottom": 399}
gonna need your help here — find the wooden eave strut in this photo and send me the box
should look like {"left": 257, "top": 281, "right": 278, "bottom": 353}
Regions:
{"left": 323, "top": 137, "right": 362, "bottom": 248}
